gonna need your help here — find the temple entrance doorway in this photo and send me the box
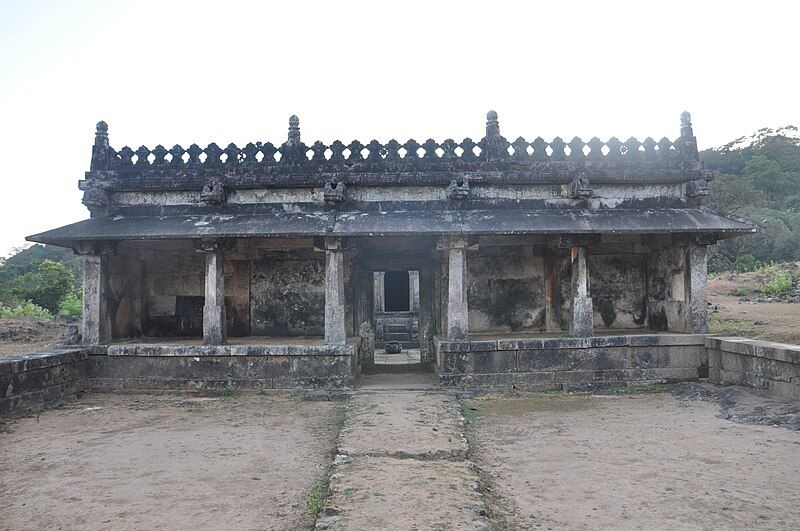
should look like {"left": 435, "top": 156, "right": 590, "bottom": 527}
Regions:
{"left": 373, "top": 270, "right": 421, "bottom": 365}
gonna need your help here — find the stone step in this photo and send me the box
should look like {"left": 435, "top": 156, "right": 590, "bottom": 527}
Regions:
{"left": 383, "top": 332, "right": 414, "bottom": 342}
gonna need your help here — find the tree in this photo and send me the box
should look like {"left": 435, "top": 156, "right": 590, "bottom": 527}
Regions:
{"left": 28, "top": 260, "right": 73, "bottom": 313}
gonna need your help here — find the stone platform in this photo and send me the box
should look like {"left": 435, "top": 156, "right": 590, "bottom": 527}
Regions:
{"left": 90, "top": 337, "right": 360, "bottom": 391}
{"left": 436, "top": 333, "right": 707, "bottom": 389}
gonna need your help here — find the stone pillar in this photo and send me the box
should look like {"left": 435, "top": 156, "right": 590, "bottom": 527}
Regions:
{"left": 569, "top": 246, "right": 594, "bottom": 337}
{"left": 325, "top": 238, "right": 347, "bottom": 345}
{"left": 687, "top": 244, "right": 709, "bottom": 333}
{"left": 445, "top": 239, "right": 469, "bottom": 341}
{"left": 409, "top": 270, "right": 420, "bottom": 313}
{"left": 82, "top": 254, "right": 109, "bottom": 346}
{"left": 373, "top": 271, "right": 385, "bottom": 312}
{"left": 203, "top": 250, "right": 226, "bottom": 345}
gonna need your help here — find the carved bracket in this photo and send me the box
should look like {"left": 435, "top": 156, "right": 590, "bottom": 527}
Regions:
{"left": 72, "top": 240, "right": 117, "bottom": 256}
{"left": 446, "top": 179, "right": 470, "bottom": 200}
{"left": 569, "top": 173, "right": 593, "bottom": 199}
{"left": 200, "top": 179, "right": 226, "bottom": 205}
{"left": 193, "top": 237, "right": 236, "bottom": 253}
{"left": 686, "top": 179, "right": 709, "bottom": 198}
{"left": 324, "top": 178, "right": 346, "bottom": 203}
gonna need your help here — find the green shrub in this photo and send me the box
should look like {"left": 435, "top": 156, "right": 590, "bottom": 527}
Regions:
{"left": 29, "top": 260, "right": 73, "bottom": 313}
{"left": 761, "top": 271, "right": 793, "bottom": 295}
{"left": 0, "top": 300, "right": 53, "bottom": 319}
{"left": 58, "top": 293, "right": 83, "bottom": 318}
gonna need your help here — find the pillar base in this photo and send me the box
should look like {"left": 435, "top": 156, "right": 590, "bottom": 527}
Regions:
{"left": 203, "top": 304, "right": 226, "bottom": 345}
{"left": 569, "top": 296, "right": 594, "bottom": 337}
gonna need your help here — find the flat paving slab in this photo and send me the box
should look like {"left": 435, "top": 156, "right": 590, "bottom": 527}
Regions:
{"left": 464, "top": 386, "right": 800, "bottom": 529}
{"left": 320, "top": 456, "right": 486, "bottom": 530}
{"left": 357, "top": 372, "right": 437, "bottom": 390}
{"left": 0, "top": 393, "right": 339, "bottom": 530}
{"left": 339, "top": 392, "right": 465, "bottom": 460}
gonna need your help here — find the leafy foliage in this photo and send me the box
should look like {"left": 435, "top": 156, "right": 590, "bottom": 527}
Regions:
{"left": 703, "top": 134, "right": 800, "bottom": 272}
{"left": 58, "top": 293, "right": 83, "bottom": 318}
{"left": 0, "top": 300, "right": 53, "bottom": 319}
{"left": 760, "top": 271, "right": 793, "bottom": 295}
{"left": 0, "top": 245, "right": 83, "bottom": 315}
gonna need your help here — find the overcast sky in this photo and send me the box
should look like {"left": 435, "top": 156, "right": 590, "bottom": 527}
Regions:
{"left": 0, "top": 0, "right": 797, "bottom": 257}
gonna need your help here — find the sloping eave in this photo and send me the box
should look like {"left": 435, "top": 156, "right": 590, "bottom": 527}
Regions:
{"left": 27, "top": 209, "right": 758, "bottom": 248}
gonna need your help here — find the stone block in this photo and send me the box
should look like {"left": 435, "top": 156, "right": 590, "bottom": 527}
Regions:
{"left": 472, "top": 351, "right": 516, "bottom": 374}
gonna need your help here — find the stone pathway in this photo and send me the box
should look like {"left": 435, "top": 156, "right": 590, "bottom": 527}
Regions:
{"left": 316, "top": 388, "right": 489, "bottom": 530}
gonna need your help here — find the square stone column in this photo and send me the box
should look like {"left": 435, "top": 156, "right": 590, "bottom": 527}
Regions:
{"left": 409, "top": 270, "right": 420, "bottom": 313}
{"left": 325, "top": 238, "right": 347, "bottom": 345}
{"left": 203, "top": 250, "right": 226, "bottom": 345}
{"left": 687, "top": 244, "right": 709, "bottom": 333}
{"left": 569, "top": 246, "right": 594, "bottom": 337}
{"left": 441, "top": 238, "right": 469, "bottom": 341}
{"left": 373, "top": 271, "right": 385, "bottom": 313}
{"left": 82, "top": 254, "right": 109, "bottom": 346}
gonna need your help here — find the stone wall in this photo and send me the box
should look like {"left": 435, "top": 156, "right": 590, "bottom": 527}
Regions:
{"left": 589, "top": 253, "right": 647, "bottom": 329}
{"left": 436, "top": 334, "right": 705, "bottom": 389}
{"left": 140, "top": 241, "right": 205, "bottom": 337}
{"left": 89, "top": 340, "right": 359, "bottom": 390}
{"left": 0, "top": 350, "right": 88, "bottom": 417}
{"left": 467, "top": 246, "right": 546, "bottom": 334}
{"left": 707, "top": 337, "right": 800, "bottom": 400}
{"left": 647, "top": 245, "right": 689, "bottom": 332}
{"left": 250, "top": 252, "right": 326, "bottom": 336}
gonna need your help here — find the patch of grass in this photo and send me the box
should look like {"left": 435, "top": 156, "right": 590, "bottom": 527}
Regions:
{"left": 760, "top": 271, "right": 793, "bottom": 295}
{"left": 219, "top": 389, "right": 233, "bottom": 399}
{"left": 305, "top": 475, "right": 331, "bottom": 516}
{"left": 460, "top": 401, "right": 482, "bottom": 422}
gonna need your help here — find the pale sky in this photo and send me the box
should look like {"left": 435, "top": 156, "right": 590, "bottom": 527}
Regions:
{"left": 0, "top": 0, "right": 797, "bottom": 257}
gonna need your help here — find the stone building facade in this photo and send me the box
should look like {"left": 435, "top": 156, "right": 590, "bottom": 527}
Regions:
{"left": 28, "top": 112, "right": 756, "bottom": 389}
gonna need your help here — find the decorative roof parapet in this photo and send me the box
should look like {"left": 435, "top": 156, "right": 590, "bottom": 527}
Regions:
{"left": 85, "top": 112, "right": 704, "bottom": 175}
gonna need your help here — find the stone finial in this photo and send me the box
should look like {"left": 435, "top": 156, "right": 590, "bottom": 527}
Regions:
{"left": 486, "top": 110, "right": 500, "bottom": 139}
{"left": 679, "top": 110, "right": 699, "bottom": 163}
{"left": 95, "top": 120, "right": 109, "bottom": 147}
{"left": 90, "top": 120, "right": 111, "bottom": 171}
{"left": 288, "top": 114, "right": 301, "bottom": 144}
{"left": 680, "top": 111, "right": 693, "bottom": 138}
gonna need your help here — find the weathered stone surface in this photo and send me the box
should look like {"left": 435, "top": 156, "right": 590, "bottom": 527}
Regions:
{"left": 324, "top": 244, "right": 346, "bottom": 345}
{"left": 202, "top": 250, "right": 226, "bottom": 345}
{"left": 339, "top": 392, "right": 464, "bottom": 459}
{"left": 0, "top": 349, "right": 88, "bottom": 417}
{"left": 708, "top": 337, "right": 800, "bottom": 400}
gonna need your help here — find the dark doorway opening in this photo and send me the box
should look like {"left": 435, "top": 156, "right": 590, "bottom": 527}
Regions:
{"left": 384, "top": 270, "right": 410, "bottom": 312}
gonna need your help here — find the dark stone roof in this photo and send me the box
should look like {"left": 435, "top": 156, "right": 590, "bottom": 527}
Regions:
{"left": 27, "top": 208, "right": 756, "bottom": 247}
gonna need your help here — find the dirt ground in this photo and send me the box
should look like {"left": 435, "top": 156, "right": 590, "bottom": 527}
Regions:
{"left": 708, "top": 294, "right": 800, "bottom": 344}
{"left": 0, "top": 394, "right": 340, "bottom": 530}
{"left": 464, "top": 387, "right": 800, "bottom": 529}
{"left": 0, "top": 318, "right": 76, "bottom": 358}
{"left": 708, "top": 264, "right": 800, "bottom": 344}
{"left": 3, "top": 384, "right": 800, "bottom": 529}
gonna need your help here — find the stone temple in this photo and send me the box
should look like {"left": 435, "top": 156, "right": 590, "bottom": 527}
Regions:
{"left": 27, "top": 112, "right": 757, "bottom": 389}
